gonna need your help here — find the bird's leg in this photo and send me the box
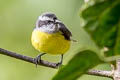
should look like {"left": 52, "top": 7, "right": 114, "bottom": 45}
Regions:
{"left": 34, "top": 53, "right": 46, "bottom": 68}
{"left": 57, "top": 54, "right": 63, "bottom": 66}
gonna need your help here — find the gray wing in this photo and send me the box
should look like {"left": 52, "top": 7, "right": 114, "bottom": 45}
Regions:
{"left": 58, "top": 23, "right": 72, "bottom": 40}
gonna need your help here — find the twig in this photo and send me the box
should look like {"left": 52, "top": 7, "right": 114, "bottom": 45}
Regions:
{"left": 87, "top": 60, "right": 120, "bottom": 80}
{"left": 1, "top": 48, "right": 120, "bottom": 80}
{"left": 113, "top": 59, "right": 120, "bottom": 80}
{"left": 0, "top": 48, "right": 58, "bottom": 68}
{"left": 116, "top": 59, "right": 120, "bottom": 73}
{"left": 87, "top": 69, "right": 113, "bottom": 78}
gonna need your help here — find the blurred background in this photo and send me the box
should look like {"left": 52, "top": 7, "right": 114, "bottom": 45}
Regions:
{"left": 0, "top": 0, "right": 111, "bottom": 80}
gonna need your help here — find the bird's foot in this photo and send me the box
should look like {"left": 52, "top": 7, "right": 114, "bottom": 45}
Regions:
{"left": 56, "top": 62, "right": 62, "bottom": 67}
{"left": 34, "top": 56, "right": 41, "bottom": 68}
{"left": 34, "top": 53, "right": 46, "bottom": 68}
{"left": 56, "top": 54, "right": 63, "bottom": 67}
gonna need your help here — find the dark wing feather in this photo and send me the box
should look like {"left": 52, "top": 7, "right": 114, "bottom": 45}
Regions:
{"left": 58, "top": 23, "right": 72, "bottom": 40}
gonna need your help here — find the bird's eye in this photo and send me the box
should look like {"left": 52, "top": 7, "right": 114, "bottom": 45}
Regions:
{"left": 53, "top": 17, "right": 57, "bottom": 20}
{"left": 48, "top": 20, "right": 51, "bottom": 23}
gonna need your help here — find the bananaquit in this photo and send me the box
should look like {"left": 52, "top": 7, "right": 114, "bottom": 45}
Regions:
{"left": 31, "top": 12, "right": 72, "bottom": 66}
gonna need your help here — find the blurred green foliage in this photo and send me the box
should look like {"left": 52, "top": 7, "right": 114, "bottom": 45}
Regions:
{"left": 53, "top": 50, "right": 102, "bottom": 80}
{"left": 53, "top": 0, "right": 120, "bottom": 80}
{"left": 82, "top": 0, "right": 120, "bottom": 56}
{"left": 0, "top": 0, "right": 114, "bottom": 80}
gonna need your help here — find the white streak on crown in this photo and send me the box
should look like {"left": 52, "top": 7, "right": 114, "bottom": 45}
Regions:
{"left": 38, "top": 16, "right": 54, "bottom": 21}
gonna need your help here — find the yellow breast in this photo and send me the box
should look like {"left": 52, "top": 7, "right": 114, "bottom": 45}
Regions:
{"left": 31, "top": 29, "right": 71, "bottom": 55}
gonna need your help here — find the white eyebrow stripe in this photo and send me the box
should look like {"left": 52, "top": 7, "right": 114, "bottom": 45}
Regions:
{"left": 38, "top": 16, "right": 54, "bottom": 21}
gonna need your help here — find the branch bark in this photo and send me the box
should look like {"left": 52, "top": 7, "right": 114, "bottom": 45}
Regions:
{"left": 87, "top": 60, "right": 120, "bottom": 80}
{"left": 87, "top": 69, "right": 113, "bottom": 78}
{"left": 1, "top": 48, "right": 120, "bottom": 80}
{"left": 113, "top": 59, "right": 120, "bottom": 80}
{"left": 0, "top": 48, "right": 58, "bottom": 68}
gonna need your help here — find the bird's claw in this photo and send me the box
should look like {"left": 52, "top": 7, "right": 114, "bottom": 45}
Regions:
{"left": 34, "top": 56, "right": 41, "bottom": 68}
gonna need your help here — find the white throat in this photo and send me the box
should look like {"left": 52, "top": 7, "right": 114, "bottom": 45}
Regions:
{"left": 35, "top": 23, "right": 59, "bottom": 34}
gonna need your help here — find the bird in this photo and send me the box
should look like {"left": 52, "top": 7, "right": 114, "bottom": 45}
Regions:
{"left": 31, "top": 12, "right": 72, "bottom": 67}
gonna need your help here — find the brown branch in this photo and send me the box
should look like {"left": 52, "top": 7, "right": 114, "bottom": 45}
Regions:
{"left": 87, "top": 69, "right": 113, "bottom": 78}
{"left": 1, "top": 48, "right": 120, "bottom": 80}
{"left": 87, "top": 60, "right": 120, "bottom": 80}
{"left": 0, "top": 48, "right": 58, "bottom": 68}
{"left": 113, "top": 59, "right": 120, "bottom": 80}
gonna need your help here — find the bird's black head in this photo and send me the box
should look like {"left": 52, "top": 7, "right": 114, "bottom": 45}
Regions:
{"left": 40, "top": 12, "right": 57, "bottom": 22}
{"left": 42, "top": 12, "right": 57, "bottom": 21}
{"left": 36, "top": 12, "right": 61, "bottom": 28}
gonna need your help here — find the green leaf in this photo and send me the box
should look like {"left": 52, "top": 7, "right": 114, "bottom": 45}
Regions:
{"left": 81, "top": 0, "right": 120, "bottom": 56}
{"left": 82, "top": 0, "right": 114, "bottom": 20}
{"left": 52, "top": 50, "right": 102, "bottom": 80}
{"left": 114, "top": 22, "right": 120, "bottom": 55}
